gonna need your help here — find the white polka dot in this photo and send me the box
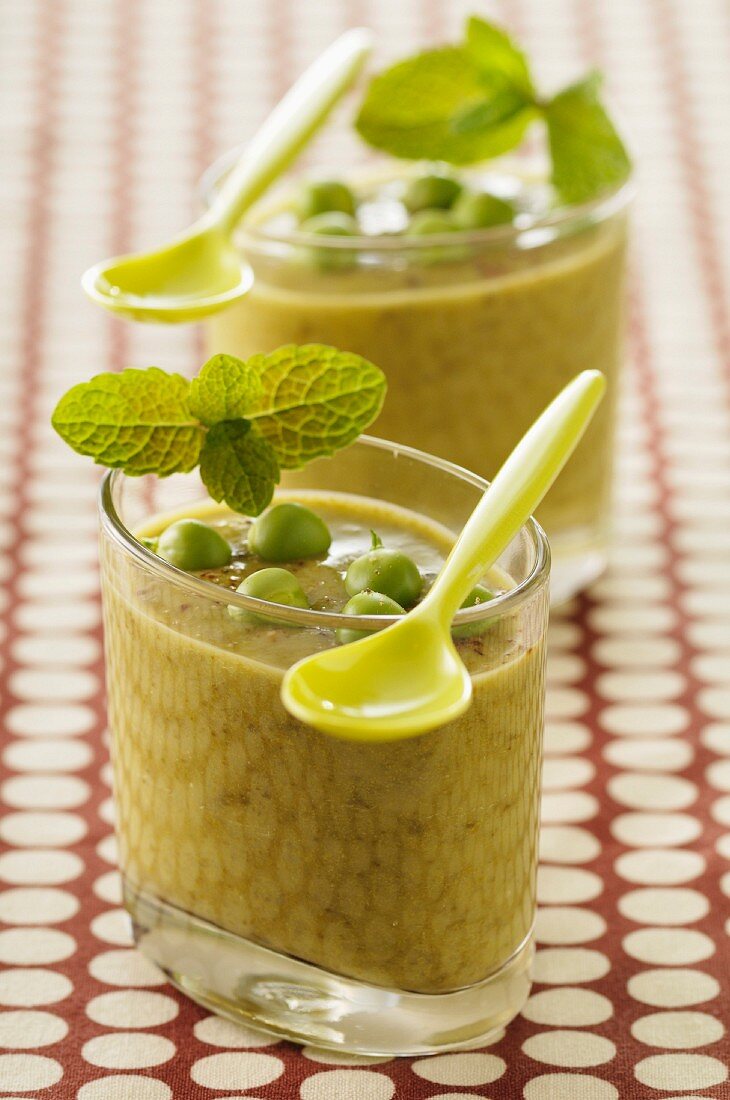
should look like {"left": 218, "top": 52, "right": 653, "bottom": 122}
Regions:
{"left": 5, "top": 704, "right": 95, "bottom": 738}
{"left": 615, "top": 849, "right": 705, "bottom": 885}
{"left": 540, "top": 792, "right": 598, "bottom": 824}
{"left": 9, "top": 669, "right": 98, "bottom": 703}
{"left": 98, "top": 796, "right": 116, "bottom": 826}
{"left": 619, "top": 888, "right": 709, "bottom": 926}
{"left": 701, "top": 723, "right": 730, "bottom": 755}
{"left": 596, "top": 670, "right": 685, "bottom": 703}
{"left": 541, "top": 758, "right": 594, "bottom": 791}
{"left": 93, "top": 871, "right": 123, "bottom": 904}
{"left": 611, "top": 812, "right": 702, "bottom": 848}
{"left": 589, "top": 604, "right": 675, "bottom": 635}
{"left": 592, "top": 636, "right": 681, "bottom": 668}
{"left": 689, "top": 620, "right": 730, "bottom": 648}
{"left": 635, "top": 1053, "right": 728, "bottom": 1090}
{"left": 522, "top": 988, "right": 613, "bottom": 1026}
{"left": 299, "top": 1070, "right": 394, "bottom": 1099}
{"left": 0, "top": 1053, "right": 63, "bottom": 1091}
{"left": 531, "top": 948, "right": 610, "bottom": 985}
{"left": 698, "top": 687, "right": 730, "bottom": 719}
{"left": 0, "top": 774, "right": 89, "bottom": 810}
{"left": 546, "top": 654, "right": 586, "bottom": 684}
{"left": 692, "top": 653, "right": 730, "bottom": 684}
{"left": 96, "top": 834, "right": 118, "bottom": 865}
{"left": 82, "top": 1032, "right": 176, "bottom": 1069}
{"left": 628, "top": 969, "right": 720, "bottom": 1007}
{"left": 90, "top": 909, "right": 132, "bottom": 947}
{"left": 717, "top": 832, "right": 730, "bottom": 858}
{"left": 522, "top": 1030, "right": 616, "bottom": 1067}
{"left": 193, "top": 1016, "right": 279, "bottom": 1048}
{"left": 537, "top": 867, "right": 603, "bottom": 905}
{"left": 11, "top": 634, "right": 100, "bottom": 667}
{"left": 603, "top": 738, "right": 693, "bottom": 772}
{"left": 707, "top": 759, "right": 730, "bottom": 792}
{"left": 0, "top": 968, "right": 73, "bottom": 1006}
{"left": 600, "top": 704, "right": 688, "bottom": 737}
{"left": 0, "top": 849, "right": 83, "bottom": 886}
{"left": 523, "top": 1073, "right": 617, "bottom": 1100}
{"left": 0, "top": 887, "right": 79, "bottom": 925}
{"left": 190, "top": 1052, "right": 285, "bottom": 1090}
{"left": 77, "top": 1076, "right": 172, "bottom": 1100}
{"left": 539, "top": 826, "right": 600, "bottom": 865}
{"left": 89, "top": 950, "right": 165, "bottom": 987}
{"left": 87, "top": 990, "right": 179, "bottom": 1029}
{"left": 2, "top": 738, "right": 93, "bottom": 773}
{"left": 411, "top": 1053, "right": 505, "bottom": 1085}
{"left": 301, "top": 1047, "right": 392, "bottom": 1065}
{"left": 609, "top": 773, "right": 697, "bottom": 811}
{"left": 0, "top": 928, "right": 75, "bottom": 965}
{"left": 711, "top": 795, "right": 730, "bottom": 826}
{"left": 535, "top": 907, "right": 606, "bottom": 945}
{"left": 545, "top": 688, "right": 588, "bottom": 719}
{"left": 0, "top": 811, "right": 87, "bottom": 847}
{"left": 0, "top": 1010, "right": 68, "bottom": 1048}
{"left": 14, "top": 601, "right": 100, "bottom": 633}
{"left": 543, "top": 722, "right": 591, "bottom": 755}
{"left": 548, "top": 622, "right": 583, "bottom": 649}
{"left": 632, "top": 1011, "right": 725, "bottom": 1049}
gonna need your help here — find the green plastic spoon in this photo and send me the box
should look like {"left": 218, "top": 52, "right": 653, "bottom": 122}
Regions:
{"left": 282, "top": 369, "right": 606, "bottom": 742}
{"left": 81, "top": 29, "right": 372, "bottom": 323}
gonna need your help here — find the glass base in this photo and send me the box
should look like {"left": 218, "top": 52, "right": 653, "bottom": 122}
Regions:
{"left": 126, "top": 882, "right": 534, "bottom": 1056}
{"left": 548, "top": 528, "right": 608, "bottom": 605}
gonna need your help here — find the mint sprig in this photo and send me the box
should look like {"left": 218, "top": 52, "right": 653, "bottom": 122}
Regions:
{"left": 51, "top": 344, "right": 387, "bottom": 515}
{"left": 355, "top": 15, "right": 631, "bottom": 204}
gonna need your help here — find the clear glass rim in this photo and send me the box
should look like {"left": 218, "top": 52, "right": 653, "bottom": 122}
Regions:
{"left": 99, "top": 434, "right": 550, "bottom": 631}
{"left": 200, "top": 150, "right": 634, "bottom": 254}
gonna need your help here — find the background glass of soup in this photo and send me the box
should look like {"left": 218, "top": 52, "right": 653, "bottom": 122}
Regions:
{"left": 203, "top": 160, "right": 630, "bottom": 604}
{"left": 100, "top": 436, "right": 550, "bottom": 1055}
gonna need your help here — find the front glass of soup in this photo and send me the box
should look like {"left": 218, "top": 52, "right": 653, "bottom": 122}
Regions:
{"left": 204, "top": 159, "right": 630, "bottom": 604}
{"left": 100, "top": 436, "right": 550, "bottom": 1055}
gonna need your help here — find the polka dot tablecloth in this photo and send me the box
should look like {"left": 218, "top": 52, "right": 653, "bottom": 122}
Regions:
{"left": 1, "top": 0, "right": 729, "bottom": 1096}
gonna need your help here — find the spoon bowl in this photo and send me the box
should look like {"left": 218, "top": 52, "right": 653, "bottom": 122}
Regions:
{"left": 282, "top": 369, "right": 606, "bottom": 741}
{"left": 284, "top": 609, "right": 470, "bottom": 742}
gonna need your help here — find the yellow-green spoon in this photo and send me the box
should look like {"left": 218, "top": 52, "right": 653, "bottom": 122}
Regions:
{"left": 81, "top": 29, "right": 373, "bottom": 323}
{"left": 282, "top": 369, "right": 606, "bottom": 742}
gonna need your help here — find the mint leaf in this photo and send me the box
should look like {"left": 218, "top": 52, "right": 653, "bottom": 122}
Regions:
{"left": 452, "top": 86, "right": 532, "bottom": 135}
{"left": 355, "top": 46, "right": 535, "bottom": 164}
{"left": 199, "top": 421, "right": 279, "bottom": 516}
{"left": 51, "top": 368, "right": 203, "bottom": 476}
{"left": 188, "top": 353, "right": 262, "bottom": 427}
{"left": 246, "top": 344, "right": 386, "bottom": 468}
{"left": 546, "top": 73, "right": 631, "bottom": 203}
{"left": 465, "top": 16, "right": 534, "bottom": 98}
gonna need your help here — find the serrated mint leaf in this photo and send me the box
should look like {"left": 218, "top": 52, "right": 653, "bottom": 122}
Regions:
{"left": 188, "top": 353, "right": 262, "bottom": 427}
{"left": 246, "top": 344, "right": 386, "bottom": 469}
{"left": 51, "top": 368, "right": 203, "bottom": 476}
{"left": 199, "top": 421, "right": 279, "bottom": 516}
{"left": 546, "top": 73, "right": 632, "bottom": 203}
{"left": 465, "top": 16, "right": 534, "bottom": 98}
{"left": 355, "top": 46, "right": 535, "bottom": 164}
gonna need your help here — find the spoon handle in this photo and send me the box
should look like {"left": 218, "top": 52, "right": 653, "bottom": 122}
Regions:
{"left": 424, "top": 369, "right": 606, "bottom": 627}
{"left": 210, "top": 29, "right": 373, "bottom": 236}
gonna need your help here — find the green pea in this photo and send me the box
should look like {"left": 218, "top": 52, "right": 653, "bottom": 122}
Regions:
{"left": 298, "top": 211, "right": 359, "bottom": 271}
{"left": 345, "top": 531, "right": 423, "bottom": 608}
{"left": 403, "top": 173, "right": 462, "bottom": 213}
{"left": 298, "top": 179, "right": 356, "bottom": 221}
{"left": 452, "top": 584, "right": 495, "bottom": 639}
{"left": 336, "top": 590, "right": 405, "bottom": 645}
{"left": 229, "top": 567, "right": 309, "bottom": 626}
{"left": 248, "top": 502, "right": 331, "bottom": 562}
{"left": 404, "top": 210, "right": 458, "bottom": 236}
{"left": 451, "top": 190, "right": 515, "bottom": 230}
{"left": 157, "top": 519, "right": 232, "bottom": 572}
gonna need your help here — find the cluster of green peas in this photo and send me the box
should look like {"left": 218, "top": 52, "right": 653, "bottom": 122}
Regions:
{"left": 295, "top": 171, "right": 516, "bottom": 258}
{"left": 146, "top": 501, "right": 492, "bottom": 644}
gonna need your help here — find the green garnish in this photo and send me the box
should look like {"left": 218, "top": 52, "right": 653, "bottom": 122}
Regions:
{"left": 52, "top": 344, "right": 387, "bottom": 516}
{"left": 355, "top": 15, "right": 630, "bottom": 204}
